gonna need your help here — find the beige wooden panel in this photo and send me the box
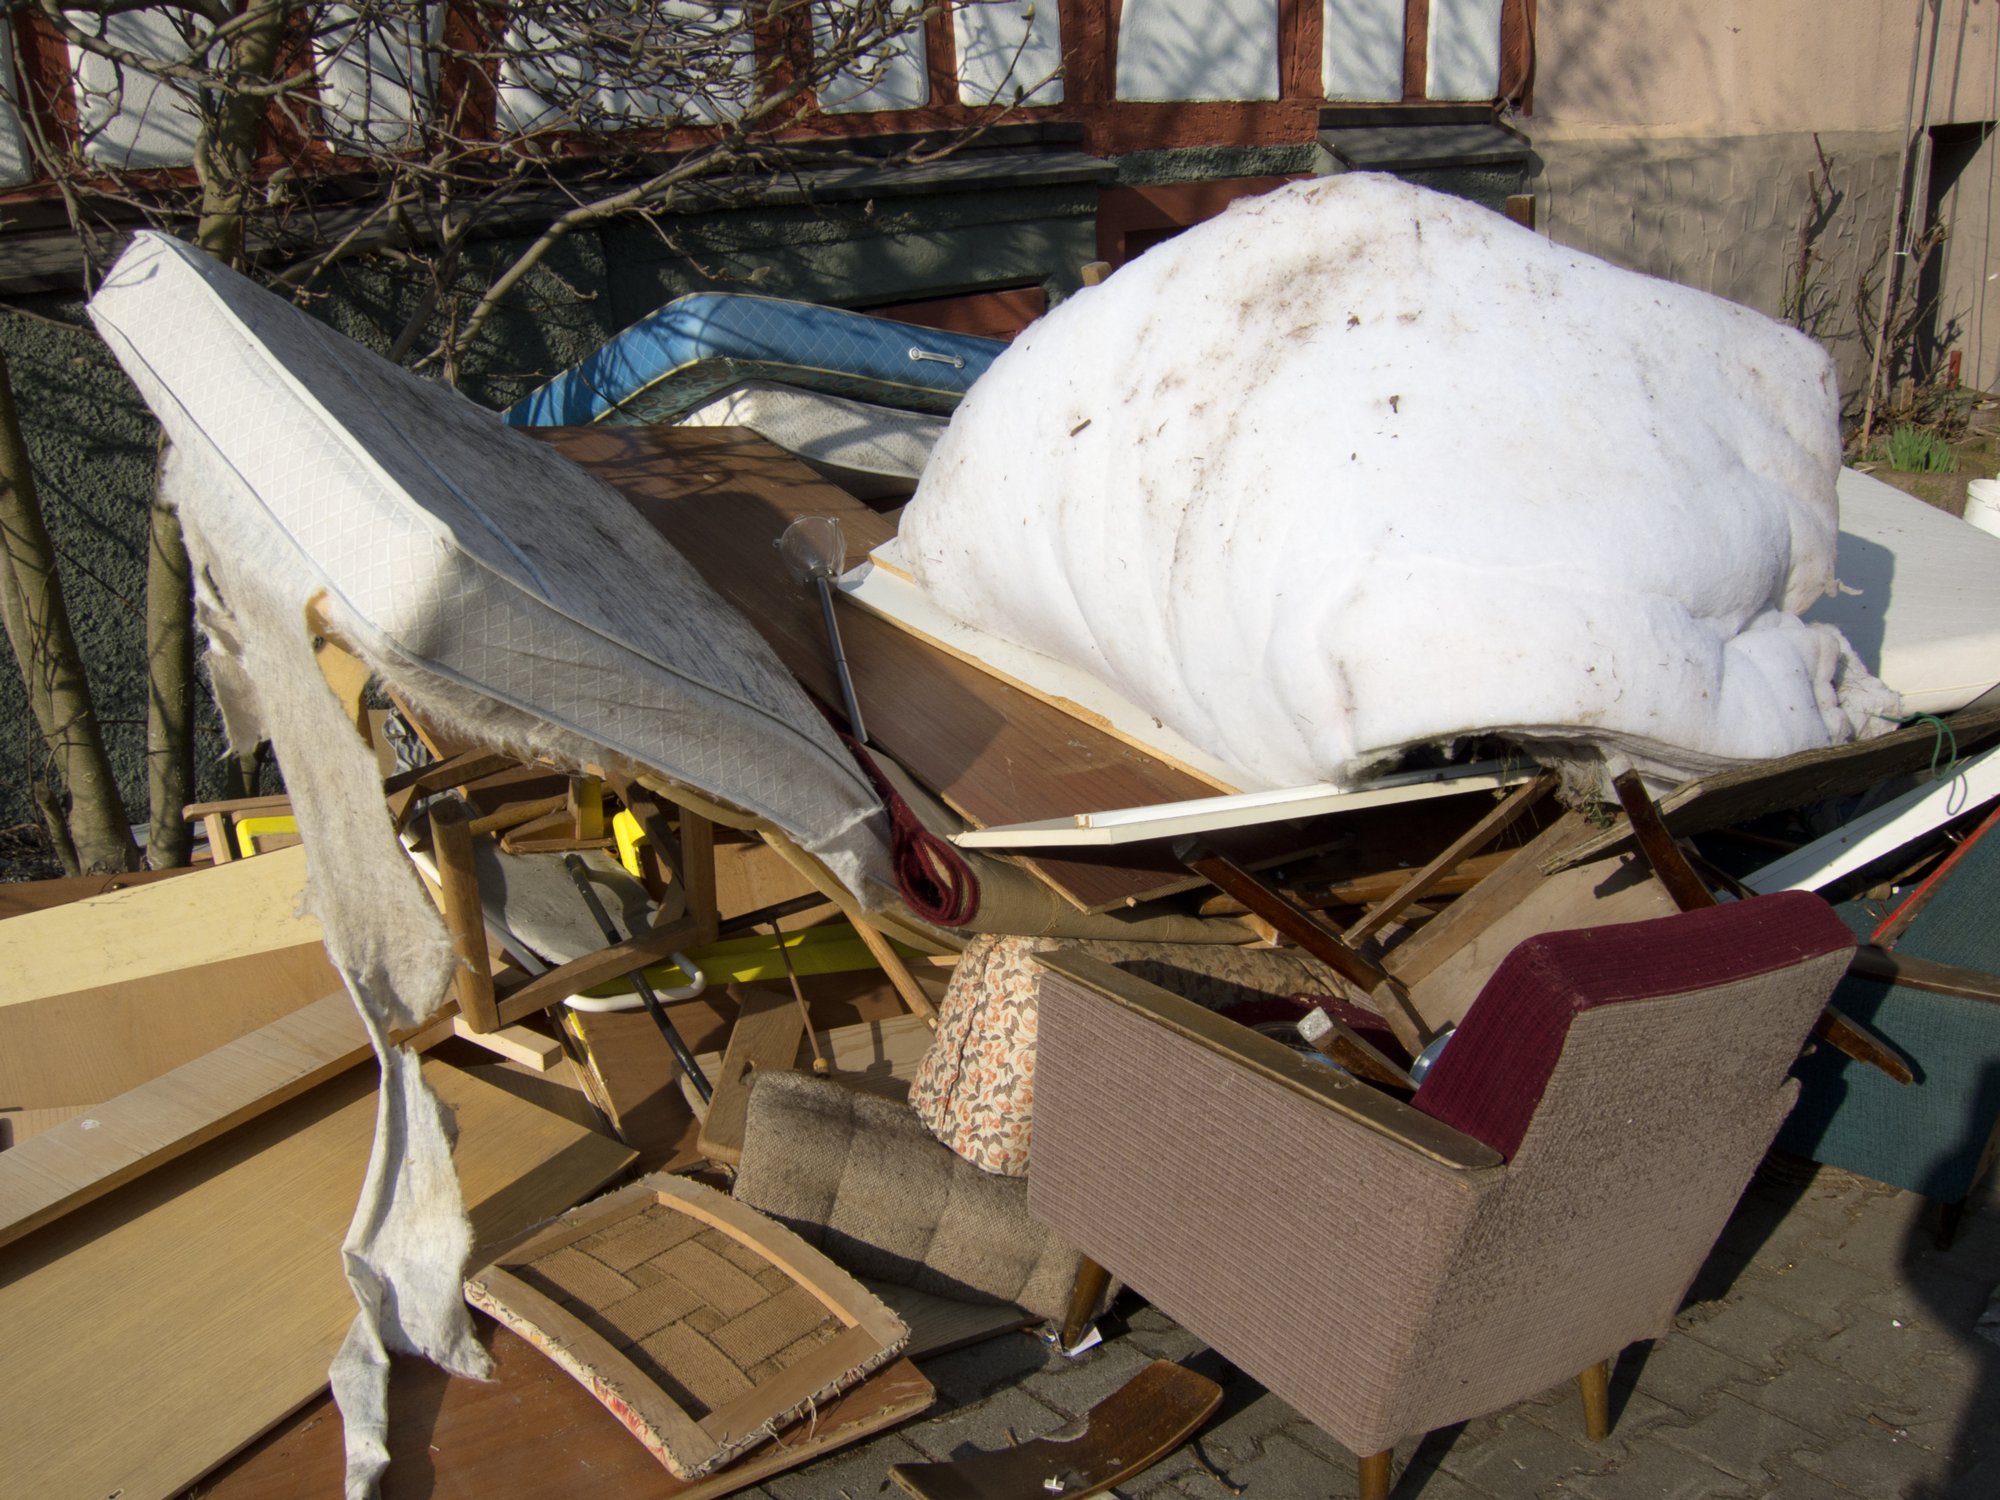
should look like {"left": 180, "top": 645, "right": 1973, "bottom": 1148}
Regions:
{"left": 0, "top": 1060, "right": 635, "bottom": 1500}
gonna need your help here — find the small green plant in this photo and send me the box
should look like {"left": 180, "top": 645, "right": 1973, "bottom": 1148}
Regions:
{"left": 1884, "top": 425, "right": 1957, "bottom": 474}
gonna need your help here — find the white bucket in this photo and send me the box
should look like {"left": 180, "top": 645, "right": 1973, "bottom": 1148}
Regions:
{"left": 1967, "top": 477, "right": 2000, "bottom": 538}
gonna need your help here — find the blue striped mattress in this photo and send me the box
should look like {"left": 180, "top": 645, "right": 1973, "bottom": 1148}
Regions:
{"left": 503, "top": 292, "right": 1006, "bottom": 427}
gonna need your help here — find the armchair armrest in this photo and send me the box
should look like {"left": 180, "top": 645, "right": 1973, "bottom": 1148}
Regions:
{"left": 1036, "top": 949, "right": 1501, "bottom": 1170}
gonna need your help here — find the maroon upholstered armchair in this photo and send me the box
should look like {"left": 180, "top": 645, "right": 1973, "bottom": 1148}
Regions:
{"left": 1027, "top": 893, "right": 1856, "bottom": 1499}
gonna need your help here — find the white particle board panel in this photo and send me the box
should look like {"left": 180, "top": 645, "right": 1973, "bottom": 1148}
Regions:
{"left": 954, "top": 0, "right": 1063, "bottom": 106}
{"left": 1425, "top": 0, "right": 1502, "bottom": 100}
{"left": 816, "top": 0, "right": 930, "bottom": 114}
{"left": 68, "top": 8, "right": 203, "bottom": 169}
{"left": 0, "top": 27, "right": 32, "bottom": 186}
{"left": 954, "top": 762, "right": 1533, "bottom": 850}
{"left": 1116, "top": 0, "right": 1280, "bottom": 102}
{"left": 1323, "top": 0, "right": 1407, "bottom": 101}
{"left": 1743, "top": 746, "right": 2000, "bottom": 895}
{"left": 1803, "top": 467, "right": 2000, "bottom": 716}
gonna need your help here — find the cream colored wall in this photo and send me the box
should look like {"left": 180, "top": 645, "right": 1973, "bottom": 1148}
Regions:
{"left": 1535, "top": 1, "right": 1997, "bottom": 139}
{"left": 1530, "top": 2, "right": 2000, "bottom": 409}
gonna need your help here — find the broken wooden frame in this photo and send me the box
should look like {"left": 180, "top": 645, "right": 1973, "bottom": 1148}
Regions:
{"left": 1612, "top": 771, "right": 1915, "bottom": 1085}
{"left": 463, "top": 1174, "right": 908, "bottom": 1480}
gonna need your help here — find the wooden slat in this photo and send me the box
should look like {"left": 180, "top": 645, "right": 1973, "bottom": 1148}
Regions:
{"left": 0, "top": 1060, "right": 636, "bottom": 1500}
{"left": 493, "top": 914, "right": 703, "bottom": 1026}
{"left": 1343, "top": 772, "right": 1557, "bottom": 941}
{"left": 696, "top": 985, "right": 807, "bottom": 1167}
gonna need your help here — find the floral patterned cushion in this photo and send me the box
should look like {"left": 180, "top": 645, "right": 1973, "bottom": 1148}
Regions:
{"left": 909, "top": 936, "right": 1352, "bottom": 1176}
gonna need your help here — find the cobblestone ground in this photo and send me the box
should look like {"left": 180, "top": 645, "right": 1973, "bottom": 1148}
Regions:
{"left": 743, "top": 1162, "right": 2000, "bottom": 1498}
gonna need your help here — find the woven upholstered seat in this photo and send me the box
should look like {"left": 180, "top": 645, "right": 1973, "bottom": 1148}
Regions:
{"left": 1027, "top": 894, "right": 1856, "bottom": 1499}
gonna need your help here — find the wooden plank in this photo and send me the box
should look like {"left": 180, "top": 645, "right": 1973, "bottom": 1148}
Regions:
{"left": 0, "top": 842, "right": 320, "bottom": 1005}
{"left": 1402, "top": 850, "right": 1680, "bottom": 1029}
{"left": 194, "top": 1325, "right": 933, "bottom": 1500}
{"left": 846, "top": 547, "right": 1239, "bottom": 790}
{"left": 696, "top": 986, "right": 808, "bottom": 1166}
{"left": 0, "top": 991, "right": 359, "bottom": 1249}
{"left": 0, "top": 1060, "right": 636, "bottom": 1500}
{"left": 1383, "top": 811, "right": 1596, "bottom": 989}
{"left": 536, "top": 425, "right": 1221, "bottom": 913}
{"left": 1344, "top": 772, "right": 1557, "bottom": 942}
{"left": 0, "top": 866, "right": 193, "bottom": 921}
{"left": 0, "top": 940, "right": 346, "bottom": 1110}
{"left": 865, "top": 1281, "right": 1040, "bottom": 1361}
{"left": 1548, "top": 702, "right": 2000, "bottom": 872}
{"left": 889, "top": 1359, "right": 1222, "bottom": 1500}
{"left": 452, "top": 1018, "right": 564, "bottom": 1071}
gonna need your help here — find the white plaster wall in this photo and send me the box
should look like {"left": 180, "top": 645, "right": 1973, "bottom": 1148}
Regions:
{"left": 817, "top": 0, "right": 930, "bottom": 114}
{"left": 1535, "top": 131, "right": 1908, "bottom": 410}
{"left": 1532, "top": 4, "right": 2000, "bottom": 404}
{"left": 1116, "top": 0, "right": 1280, "bottom": 102}
{"left": 1426, "top": 0, "right": 1501, "bottom": 102}
{"left": 496, "top": 2, "right": 751, "bottom": 133}
{"left": 1936, "top": 128, "right": 2000, "bottom": 391}
{"left": 1323, "top": 0, "right": 1405, "bottom": 102}
{"left": 1534, "top": 1, "right": 1999, "bottom": 137}
{"left": 316, "top": 3, "right": 439, "bottom": 152}
{"left": 955, "top": 0, "right": 1063, "bottom": 105}
{"left": 0, "top": 26, "right": 32, "bottom": 187}
{"left": 68, "top": 9, "right": 203, "bottom": 170}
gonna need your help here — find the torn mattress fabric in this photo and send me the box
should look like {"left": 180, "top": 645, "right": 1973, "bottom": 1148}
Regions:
{"left": 88, "top": 231, "right": 891, "bottom": 1499}
{"left": 900, "top": 174, "right": 1903, "bottom": 791}
{"left": 90, "top": 232, "right": 890, "bottom": 896}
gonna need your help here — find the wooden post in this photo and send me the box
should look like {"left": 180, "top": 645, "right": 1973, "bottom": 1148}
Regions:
{"left": 568, "top": 774, "right": 604, "bottom": 841}
{"left": 430, "top": 797, "right": 500, "bottom": 1034}
{"left": 679, "top": 808, "right": 719, "bottom": 945}
{"left": 1578, "top": 1360, "right": 1611, "bottom": 1442}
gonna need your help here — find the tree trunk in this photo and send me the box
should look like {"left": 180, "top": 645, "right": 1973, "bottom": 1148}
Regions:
{"left": 129, "top": 0, "right": 292, "bottom": 864}
{"left": 0, "top": 349, "right": 140, "bottom": 874}
{"left": 145, "top": 440, "right": 195, "bottom": 868}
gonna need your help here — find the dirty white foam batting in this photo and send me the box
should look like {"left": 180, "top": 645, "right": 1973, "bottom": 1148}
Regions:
{"left": 900, "top": 174, "right": 1902, "bottom": 791}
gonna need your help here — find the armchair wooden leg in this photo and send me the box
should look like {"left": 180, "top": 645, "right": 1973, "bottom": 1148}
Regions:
{"left": 1359, "top": 1448, "right": 1393, "bottom": 1500}
{"left": 1060, "top": 1257, "right": 1110, "bottom": 1349}
{"left": 1579, "top": 1359, "right": 1611, "bottom": 1442}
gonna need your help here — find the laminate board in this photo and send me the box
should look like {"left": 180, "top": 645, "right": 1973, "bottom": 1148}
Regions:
{"left": 0, "top": 842, "right": 319, "bottom": 1000}
{"left": 189, "top": 1322, "right": 933, "bottom": 1500}
{"left": 0, "top": 939, "right": 346, "bottom": 1109}
{"left": 0, "top": 991, "right": 360, "bottom": 1247}
{"left": 535, "top": 425, "right": 1217, "bottom": 912}
{"left": 0, "top": 1060, "right": 636, "bottom": 1500}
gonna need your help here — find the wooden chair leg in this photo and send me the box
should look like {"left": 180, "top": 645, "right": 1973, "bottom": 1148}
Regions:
{"left": 1358, "top": 1448, "right": 1393, "bottom": 1500}
{"left": 1579, "top": 1359, "right": 1611, "bottom": 1442}
{"left": 1060, "top": 1257, "right": 1110, "bottom": 1349}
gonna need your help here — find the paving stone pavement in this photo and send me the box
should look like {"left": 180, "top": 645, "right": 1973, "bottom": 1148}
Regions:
{"left": 739, "top": 1160, "right": 2000, "bottom": 1499}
